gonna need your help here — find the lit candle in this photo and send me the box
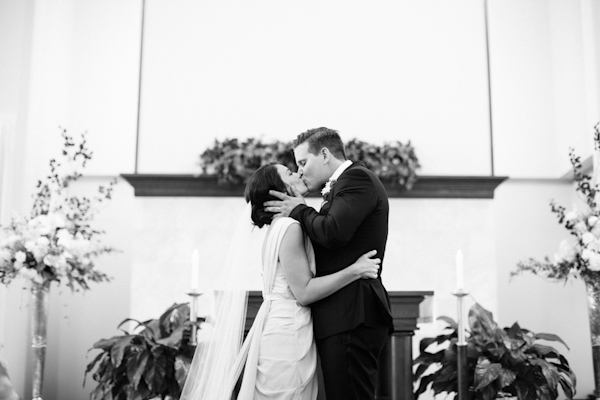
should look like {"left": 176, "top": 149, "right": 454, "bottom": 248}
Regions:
{"left": 455, "top": 250, "right": 464, "bottom": 292}
{"left": 191, "top": 249, "right": 200, "bottom": 291}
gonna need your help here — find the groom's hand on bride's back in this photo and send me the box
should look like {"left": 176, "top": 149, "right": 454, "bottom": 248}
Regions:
{"left": 264, "top": 186, "right": 305, "bottom": 218}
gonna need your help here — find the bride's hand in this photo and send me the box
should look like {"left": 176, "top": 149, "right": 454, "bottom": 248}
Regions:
{"left": 353, "top": 250, "right": 380, "bottom": 279}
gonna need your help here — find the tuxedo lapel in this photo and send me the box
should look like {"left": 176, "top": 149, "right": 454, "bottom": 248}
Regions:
{"left": 319, "top": 161, "right": 361, "bottom": 213}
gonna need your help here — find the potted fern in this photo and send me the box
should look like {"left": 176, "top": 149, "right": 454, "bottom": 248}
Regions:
{"left": 84, "top": 303, "right": 202, "bottom": 400}
{"left": 413, "top": 302, "right": 576, "bottom": 400}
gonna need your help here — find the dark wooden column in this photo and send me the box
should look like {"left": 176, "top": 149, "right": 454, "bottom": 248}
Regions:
{"left": 245, "top": 291, "right": 432, "bottom": 400}
{"left": 376, "top": 291, "right": 432, "bottom": 400}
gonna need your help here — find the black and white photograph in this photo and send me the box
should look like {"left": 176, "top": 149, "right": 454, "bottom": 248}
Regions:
{"left": 1, "top": 1, "right": 599, "bottom": 399}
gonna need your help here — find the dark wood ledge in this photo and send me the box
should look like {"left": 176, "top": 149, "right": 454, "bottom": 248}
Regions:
{"left": 121, "top": 174, "right": 507, "bottom": 199}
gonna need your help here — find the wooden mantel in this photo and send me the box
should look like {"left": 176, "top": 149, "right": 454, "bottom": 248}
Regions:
{"left": 246, "top": 291, "right": 433, "bottom": 400}
{"left": 121, "top": 174, "right": 507, "bottom": 199}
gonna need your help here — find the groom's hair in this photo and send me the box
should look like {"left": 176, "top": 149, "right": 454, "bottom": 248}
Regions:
{"left": 245, "top": 164, "right": 287, "bottom": 228}
{"left": 294, "top": 127, "right": 347, "bottom": 160}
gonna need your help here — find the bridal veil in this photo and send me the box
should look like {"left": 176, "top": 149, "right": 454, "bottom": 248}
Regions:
{"left": 180, "top": 203, "right": 265, "bottom": 400}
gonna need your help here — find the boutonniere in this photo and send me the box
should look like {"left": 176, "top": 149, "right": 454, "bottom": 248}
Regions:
{"left": 321, "top": 178, "right": 336, "bottom": 199}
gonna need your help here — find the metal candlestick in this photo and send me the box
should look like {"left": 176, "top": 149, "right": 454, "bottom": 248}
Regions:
{"left": 187, "top": 290, "right": 201, "bottom": 346}
{"left": 453, "top": 290, "right": 470, "bottom": 400}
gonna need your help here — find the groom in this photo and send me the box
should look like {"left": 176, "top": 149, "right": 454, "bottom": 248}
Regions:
{"left": 264, "top": 127, "right": 393, "bottom": 400}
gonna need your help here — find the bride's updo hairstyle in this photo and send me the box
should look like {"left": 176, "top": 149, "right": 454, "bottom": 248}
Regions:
{"left": 244, "top": 164, "right": 287, "bottom": 228}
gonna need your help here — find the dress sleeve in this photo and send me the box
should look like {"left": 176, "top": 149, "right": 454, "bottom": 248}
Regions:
{"left": 289, "top": 168, "right": 377, "bottom": 249}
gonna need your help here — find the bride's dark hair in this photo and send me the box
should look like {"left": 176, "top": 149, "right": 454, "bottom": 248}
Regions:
{"left": 244, "top": 164, "right": 287, "bottom": 228}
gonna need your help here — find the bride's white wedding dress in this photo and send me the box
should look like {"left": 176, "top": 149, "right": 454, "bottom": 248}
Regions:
{"left": 233, "top": 216, "right": 318, "bottom": 400}
{"left": 181, "top": 216, "right": 318, "bottom": 400}
{"left": 249, "top": 216, "right": 318, "bottom": 399}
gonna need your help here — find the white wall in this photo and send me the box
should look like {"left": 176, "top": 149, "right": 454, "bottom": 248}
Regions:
{"left": 489, "top": 0, "right": 596, "bottom": 178}
{"left": 138, "top": 0, "right": 493, "bottom": 176}
{"left": 1, "top": 0, "right": 600, "bottom": 399}
{"left": 20, "top": 0, "right": 140, "bottom": 180}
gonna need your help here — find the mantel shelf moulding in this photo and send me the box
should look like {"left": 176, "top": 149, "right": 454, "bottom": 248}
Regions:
{"left": 121, "top": 174, "right": 508, "bottom": 199}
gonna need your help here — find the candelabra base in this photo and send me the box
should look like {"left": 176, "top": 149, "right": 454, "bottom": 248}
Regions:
{"left": 456, "top": 344, "right": 470, "bottom": 400}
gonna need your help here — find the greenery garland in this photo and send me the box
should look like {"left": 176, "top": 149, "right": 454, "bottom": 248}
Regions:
{"left": 199, "top": 137, "right": 420, "bottom": 189}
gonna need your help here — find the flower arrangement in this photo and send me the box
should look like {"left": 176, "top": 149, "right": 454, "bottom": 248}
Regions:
{"left": 0, "top": 128, "right": 117, "bottom": 291}
{"left": 344, "top": 138, "right": 420, "bottom": 189}
{"left": 199, "top": 136, "right": 420, "bottom": 189}
{"left": 511, "top": 125, "right": 600, "bottom": 291}
{"left": 199, "top": 138, "right": 297, "bottom": 185}
{"left": 413, "top": 302, "right": 576, "bottom": 400}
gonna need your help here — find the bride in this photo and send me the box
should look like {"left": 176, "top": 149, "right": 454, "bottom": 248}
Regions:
{"left": 181, "top": 163, "right": 381, "bottom": 400}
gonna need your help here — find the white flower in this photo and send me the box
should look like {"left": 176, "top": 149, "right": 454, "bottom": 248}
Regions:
{"left": 582, "top": 249, "right": 600, "bottom": 271}
{"left": 575, "top": 221, "right": 588, "bottom": 234}
{"left": 55, "top": 228, "right": 72, "bottom": 246}
{"left": 18, "top": 267, "right": 42, "bottom": 282}
{"left": 582, "top": 232, "right": 597, "bottom": 245}
{"left": 555, "top": 240, "right": 577, "bottom": 263}
{"left": 5, "top": 235, "right": 20, "bottom": 247}
{"left": 36, "top": 236, "right": 50, "bottom": 247}
{"left": 589, "top": 240, "right": 600, "bottom": 252}
{"left": 589, "top": 216, "right": 599, "bottom": 227}
{"left": 14, "top": 251, "right": 26, "bottom": 263}
{"left": 43, "top": 254, "right": 58, "bottom": 267}
{"left": 24, "top": 240, "right": 35, "bottom": 252}
{"left": 47, "top": 212, "right": 66, "bottom": 230}
{"left": 321, "top": 179, "right": 336, "bottom": 198}
{"left": 29, "top": 215, "right": 51, "bottom": 236}
{"left": 592, "top": 224, "right": 600, "bottom": 238}
{"left": 565, "top": 211, "right": 578, "bottom": 222}
{"left": 24, "top": 237, "right": 49, "bottom": 263}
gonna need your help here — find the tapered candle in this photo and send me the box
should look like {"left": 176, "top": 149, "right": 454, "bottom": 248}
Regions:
{"left": 191, "top": 249, "right": 200, "bottom": 291}
{"left": 455, "top": 250, "right": 464, "bottom": 292}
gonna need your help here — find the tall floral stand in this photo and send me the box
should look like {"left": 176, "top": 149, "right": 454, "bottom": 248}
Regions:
{"left": 30, "top": 281, "right": 50, "bottom": 400}
{"left": 586, "top": 281, "right": 600, "bottom": 400}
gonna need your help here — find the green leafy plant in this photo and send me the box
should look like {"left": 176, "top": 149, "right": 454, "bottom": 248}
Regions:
{"left": 199, "top": 136, "right": 420, "bottom": 188}
{"left": 413, "top": 302, "right": 576, "bottom": 400}
{"left": 199, "top": 138, "right": 296, "bottom": 185}
{"left": 84, "top": 303, "right": 203, "bottom": 400}
{"left": 345, "top": 138, "right": 420, "bottom": 189}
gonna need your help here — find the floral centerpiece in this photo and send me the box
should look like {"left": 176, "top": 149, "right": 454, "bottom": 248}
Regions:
{"left": 199, "top": 136, "right": 420, "bottom": 189}
{"left": 345, "top": 138, "right": 420, "bottom": 189}
{"left": 199, "top": 137, "right": 297, "bottom": 185}
{"left": 0, "top": 129, "right": 116, "bottom": 291}
{"left": 0, "top": 128, "right": 117, "bottom": 399}
{"left": 511, "top": 124, "right": 600, "bottom": 397}
{"left": 512, "top": 125, "right": 600, "bottom": 287}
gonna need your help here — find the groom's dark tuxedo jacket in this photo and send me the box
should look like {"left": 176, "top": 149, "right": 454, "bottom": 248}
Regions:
{"left": 290, "top": 161, "right": 393, "bottom": 340}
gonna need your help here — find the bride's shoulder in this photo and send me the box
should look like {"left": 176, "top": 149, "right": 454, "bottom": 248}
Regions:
{"left": 272, "top": 216, "right": 300, "bottom": 227}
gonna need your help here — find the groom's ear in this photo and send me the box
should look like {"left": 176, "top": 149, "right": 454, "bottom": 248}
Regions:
{"left": 321, "top": 148, "right": 330, "bottom": 163}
